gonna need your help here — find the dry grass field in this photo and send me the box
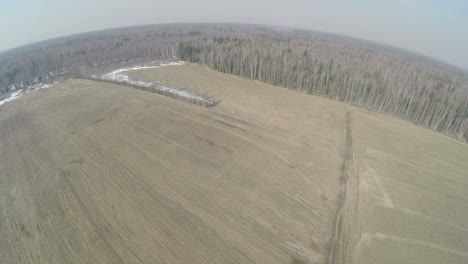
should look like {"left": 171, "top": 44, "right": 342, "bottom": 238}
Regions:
{"left": 351, "top": 111, "right": 468, "bottom": 264}
{"left": 130, "top": 64, "right": 468, "bottom": 264}
{"left": 0, "top": 63, "right": 467, "bottom": 264}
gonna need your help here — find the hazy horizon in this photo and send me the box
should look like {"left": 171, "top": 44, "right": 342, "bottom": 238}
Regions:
{"left": 1, "top": 0, "right": 467, "bottom": 69}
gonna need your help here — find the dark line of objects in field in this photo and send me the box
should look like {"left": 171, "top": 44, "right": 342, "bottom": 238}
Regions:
{"left": 89, "top": 78, "right": 219, "bottom": 108}
{"left": 87, "top": 62, "right": 219, "bottom": 107}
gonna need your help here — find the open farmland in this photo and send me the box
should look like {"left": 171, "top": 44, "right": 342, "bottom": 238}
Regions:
{"left": 0, "top": 63, "right": 467, "bottom": 264}
{"left": 0, "top": 71, "right": 345, "bottom": 263}
{"left": 129, "top": 64, "right": 468, "bottom": 263}
{"left": 351, "top": 111, "right": 468, "bottom": 264}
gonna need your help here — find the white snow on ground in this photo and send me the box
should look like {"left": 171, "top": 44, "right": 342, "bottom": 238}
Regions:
{"left": 0, "top": 90, "right": 24, "bottom": 106}
{"left": 101, "top": 61, "right": 185, "bottom": 82}
{"left": 25, "top": 81, "right": 59, "bottom": 93}
{"left": 0, "top": 81, "right": 59, "bottom": 107}
{"left": 100, "top": 61, "right": 216, "bottom": 106}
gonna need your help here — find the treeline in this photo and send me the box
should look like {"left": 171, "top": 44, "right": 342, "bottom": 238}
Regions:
{"left": 0, "top": 24, "right": 183, "bottom": 91}
{"left": 1, "top": 23, "right": 467, "bottom": 140}
{"left": 178, "top": 34, "right": 468, "bottom": 140}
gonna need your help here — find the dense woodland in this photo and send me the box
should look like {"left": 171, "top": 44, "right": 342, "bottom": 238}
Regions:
{"left": 1, "top": 23, "right": 467, "bottom": 141}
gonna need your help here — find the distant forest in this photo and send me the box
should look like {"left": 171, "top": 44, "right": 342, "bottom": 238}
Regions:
{"left": 1, "top": 23, "right": 467, "bottom": 141}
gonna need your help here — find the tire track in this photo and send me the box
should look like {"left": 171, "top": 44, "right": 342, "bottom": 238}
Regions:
{"left": 327, "top": 111, "right": 359, "bottom": 264}
{"left": 358, "top": 232, "right": 468, "bottom": 258}
{"left": 147, "top": 104, "right": 318, "bottom": 186}
{"left": 60, "top": 170, "right": 126, "bottom": 264}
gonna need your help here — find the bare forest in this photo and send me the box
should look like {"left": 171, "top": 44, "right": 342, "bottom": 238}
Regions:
{"left": 1, "top": 23, "right": 467, "bottom": 140}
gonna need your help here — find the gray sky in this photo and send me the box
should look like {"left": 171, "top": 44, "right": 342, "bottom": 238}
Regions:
{"left": 1, "top": 0, "right": 467, "bottom": 69}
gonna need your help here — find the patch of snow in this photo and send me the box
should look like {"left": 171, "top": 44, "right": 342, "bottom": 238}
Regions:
{"left": 25, "top": 81, "right": 59, "bottom": 94}
{"left": 101, "top": 61, "right": 185, "bottom": 81}
{"left": 155, "top": 84, "right": 215, "bottom": 105}
{"left": 100, "top": 61, "right": 216, "bottom": 106}
{"left": 0, "top": 90, "right": 24, "bottom": 106}
{"left": 0, "top": 81, "right": 60, "bottom": 107}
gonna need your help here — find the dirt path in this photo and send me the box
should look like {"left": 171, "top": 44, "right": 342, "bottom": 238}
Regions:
{"left": 327, "top": 111, "right": 361, "bottom": 264}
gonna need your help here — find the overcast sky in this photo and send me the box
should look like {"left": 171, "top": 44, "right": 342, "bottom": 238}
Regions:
{"left": 1, "top": 0, "right": 467, "bottom": 69}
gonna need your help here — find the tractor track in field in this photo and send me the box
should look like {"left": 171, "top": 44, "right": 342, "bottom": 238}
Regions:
{"left": 327, "top": 111, "right": 360, "bottom": 264}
